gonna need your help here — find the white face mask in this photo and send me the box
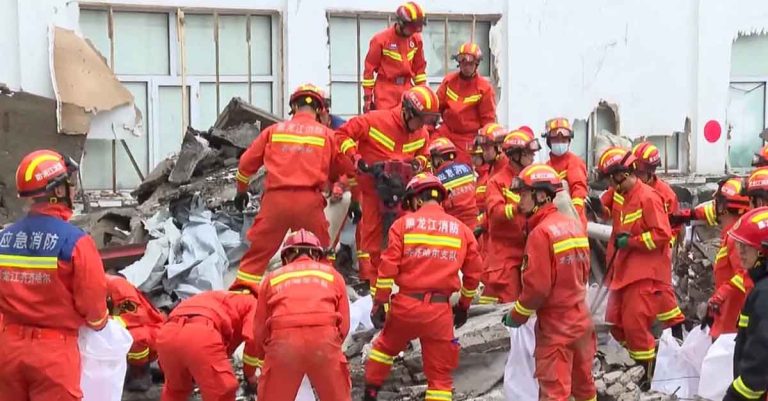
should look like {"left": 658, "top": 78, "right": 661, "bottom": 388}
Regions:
{"left": 550, "top": 142, "right": 570, "bottom": 156}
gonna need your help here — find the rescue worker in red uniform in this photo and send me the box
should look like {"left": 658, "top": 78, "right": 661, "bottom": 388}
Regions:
{"left": 471, "top": 123, "right": 507, "bottom": 249}
{"left": 363, "top": 2, "right": 428, "bottom": 112}
{"left": 0, "top": 150, "right": 109, "bottom": 401}
{"left": 630, "top": 141, "right": 686, "bottom": 338}
{"left": 501, "top": 164, "right": 597, "bottom": 401}
{"left": 543, "top": 117, "right": 588, "bottom": 228}
{"left": 481, "top": 129, "right": 540, "bottom": 304}
{"left": 251, "top": 230, "right": 350, "bottom": 400}
{"left": 232, "top": 84, "right": 349, "bottom": 293}
{"left": 597, "top": 147, "right": 673, "bottom": 390}
{"left": 364, "top": 173, "right": 483, "bottom": 401}
{"left": 721, "top": 207, "right": 768, "bottom": 401}
{"left": 107, "top": 274, "right": 166, "bottom": 391}
{"left": 336, "top": 86, "right": 437, "bottom": 288}
{"left": 751, "top": 144, "right": 768, "bottom": 167}
{"left": 155, "top": 290, "right": 258, "bottom": 401}
{"left": 434, "top": 42, "right": 496, "bottom": 165}
{"left": 428, "top": 137, "right": 478, "bottom": 229}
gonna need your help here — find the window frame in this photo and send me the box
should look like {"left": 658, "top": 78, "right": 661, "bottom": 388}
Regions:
{"left": 727, "top": 77, "right": 768, "bottom": 173}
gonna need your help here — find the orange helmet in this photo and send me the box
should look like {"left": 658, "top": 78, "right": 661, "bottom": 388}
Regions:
{"left": 746, "top": 167, "right": 768, "bottom": 199}
{"left": 471, "top": 123, "right": 505, "bottom": 154}
{"left": 728, "top": 207, "right": 768, "bottom": 251}
{"left": 752, "top": 144, "right": 768, "bottom": 167}
{"left": 631, "top": 141, "right": 662, "bottom": 170}
{"left": 510, "top": 163, "right": 562, "bottom": 194}
{"left": 280, "top": 229, "right": 324, "bottom": 263}
{"left": 289, "top": 83, "right": 329, "bottom": 111}
{"left": 597, "top": 147, "right": 636, "bottom": 177}
{"left": 454, "top": 42, "right": 482, "bottom": 63}
{"left": 542, "top": 117, "right": 573, "bottom": 139}
{"left": 403, "top": 173, "right": 448, "bottom": 205}
{"left": 428, "top": 137, "right": 458, "bottom": 159}
{"left": 715, "top": 177, "right": 750, "bottom": 215}
{"left": 402, "top": 86, "right": 440, "bottom": 124}
{"left": 502, "top": 129, "right": 540, "bottom": 153}
{"left": 395, "top": 2, "right": 426, "bottom": 31}
{"left": 16, "top": 149, "right": 78, "bottom": 198}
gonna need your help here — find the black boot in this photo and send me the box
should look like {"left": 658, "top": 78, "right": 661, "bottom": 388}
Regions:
{"left": 637, "top": 358, "right": 655, "bottom": 392}
{"left": 363, "top": 384, "right": 380, "bottom": 401}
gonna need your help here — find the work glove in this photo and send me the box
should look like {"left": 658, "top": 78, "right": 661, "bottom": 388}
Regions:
{"left": 371, "top": 302, "right": 387, "bottom": 329}
{"left": 234, "top": 192, "right": 250, "bottom": 212}
{"left": 348, "top": 201, "right": 362, "bottom": 225}
{"left": 669, "top": 209, "right": 693, "bottom": 226}
{"left": 452, "top": 305, "right": 468, "bottom": 329}
{"left": 363, "top": 95, "right": 374, "bottom": 113}
{"left": 501, "top": 312, "right": 521, "bottom": 328}
{"left": 473, "top": 226, "right": 485, "bottom": 239}
{"left": 614, "top": 232, "right": 630, "bottom": 249}
{"left": 354, "top": 154, "right": 369, "bottom": 173}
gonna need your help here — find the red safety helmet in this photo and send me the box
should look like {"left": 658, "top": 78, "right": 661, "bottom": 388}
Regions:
{"left": 746, "top": 167, "right": 768, "bottom": 199}
{"left": 403, "top": 173, "right": 448, "bottom": 204}
{"left": 454, "top": 42, "right": 482, "bottom": 64}
{"left": 752, "top": 144, "right": 768, "bottom": 167}
{"left": 631, "top": 141, "right": 662, "bottom": 170}
{"left": 471, "top": 123, "right": 505, "bottom": 155}
{"left": 510, "top": 163, "right": 562, "bottom": 194}
{"left": 289, "top": 83, "right": 329, "bottom": 112}
{"left": 502, "top": 129, "right": 540, "bottom": 153}
{"left": 597, "top": 147, "right": 636, "bottom": 177}
{"left": 428, "top": 137, "right": 458, "bottom": 159}
{"left": 728, "top": 207, "right": 768, "bottom": 251}
{"left": 16, "top": 149, "right": 78, "bottom": 198}
{"left": 542, "top": 117, "right": 573, "bottom": 139}
{"left": 402, "top": 86, "right": 441, "bottom": 125}
{"left": 280, "top": 229, "right": 324, "bottom": 263}
{"left": 715, "top": 177, "right": 750, "bottom": 215}
{"left": 395, "top": 2, "right": 426, "bottom": 32}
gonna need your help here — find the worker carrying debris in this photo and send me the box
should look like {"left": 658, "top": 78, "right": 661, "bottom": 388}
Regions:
{"left": 433, "top": 42, "right": 497, "bottom": 165}
{"left": 0, "top": 150, "right": 109, "bottom": 400}
{"left": 471, "top": 123, "right": 508, "bottom": 250}
{"left": 543, "top": 117, "right": 588, "bottom": 228}
{"left": 362, "top": 1, "right": 428, "bottom": 112}
{"left": 107, "top": 274, "right": 166, "bottom": 391}
{"left": 596, "top": 147, "right": 673, "bottom": 390}
{"left": 155, "top": 290, "right": 258, "bottom": 401}
{"left": 364, "top": 173, "right": 482, "bottom": 401}
{"left": 629, "top": 141, "right": 686, "bottom": 338}
{"left": 251, "top": 229, "right": 351, "bottom": 400}
{"left": 481, "top": 129, "right": 539, "bottom": 304}
{"left": 336, "top": 86, "right": 437, "bottom": 289}
{"left": 231, "top": 84, "right": 350, "bottom": 293}
{"left": 428, "top": 137, "right": 479, "bottom": 229}
{"left": 501, "top": 164, "right": 597, "bottom": 401}
{"left": 722, "top": 207, "right": 768, "bottom": 401}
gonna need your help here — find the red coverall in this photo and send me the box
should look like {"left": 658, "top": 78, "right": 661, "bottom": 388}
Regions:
{"left": 156, "top": 291, "right": 258, "bottom": 401}
{"left": 363, "top": 26, "right": 427, "bottom": 110}
{"left": 336, "top": 106, "right": 430, "bottom": 283}
{"left": 253, "top": 256, "right": 351, "bottom": 400}
{"left": 107, "top": 275, "right": 166, "bottom": 367}
{"left": 547, "top": 151, "right": 588, "bottom": 228}
{"left": 710, "top": 223, "right": 749, "bottom": 338}
{"left": 233, "top": 110, "right": 349, "bottom": 292}
{"left": 434, "top": 72, "right": 496, "bottom": 165}
{"left": 435, "top": 160, "right": 479, "bottom": 229}
{"left": 0, "top": 203, "right": 108, "bottom": 401}
{"left": 475, "top": 156, "right": 507, "bottom": 258}
{"left": 367, "top": 203, "right": 483, "bottom": 399}
{"left": 604, "top": 181, "right": 674, "bottom": 362}
{"left": 481, "top": 164, "right": 527, "bottom": 304}
{"left": 508, "top": 204, "right": 597, "bottom": 401}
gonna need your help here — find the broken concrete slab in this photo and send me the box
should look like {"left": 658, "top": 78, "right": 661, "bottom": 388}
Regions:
{"left": 168, "top": 130, "right": 211, "bottom": 185}
{"left": 132, "top": 158, "right": 175, "bottom": 204}
{"left": 204, "top": 122, "right": 259, "bottom": 153}
{"left": 453, "top": 350, "right": 507, "bottom": 396}
{"left": 214, "top": 97, "right": 280, "bottom": 131}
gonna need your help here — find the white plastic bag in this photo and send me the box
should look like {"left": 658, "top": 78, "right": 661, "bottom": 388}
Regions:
{"left": 78, "top": 319, "right": 133, "bottom": 401}
{"left": 346, "top": 295, "right": 374, "bottom": 344}
{"left": 295, "top": 375, "right": 316, "bottom": 401}
{"left": 698, "top": 333, "right": 736, "bottom": 401}
{"left": 651, "top": 328, "right": 710, "bottom": 398}
{"left": 504, "top": 317, "right": 539, "bottom": 401}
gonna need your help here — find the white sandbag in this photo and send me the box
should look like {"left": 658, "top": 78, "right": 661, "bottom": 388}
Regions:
{"left": 698, "top": 333, "right": 736, "bottom": 401}
{"left": 79, "top": 319, "right": 133, "bottom": 401}
{"left": 295, "top": 376, "right": 316, "bottom": 401}
{"left": 651, "top": 328, "right": 711, "bottom": 398}
{"left": 504, "top": 317, "right": 539, "bottom": 401}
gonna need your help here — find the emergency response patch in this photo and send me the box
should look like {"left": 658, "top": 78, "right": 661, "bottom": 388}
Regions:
{"left": 388, "top": 43, "right": 398, "bottom": 50}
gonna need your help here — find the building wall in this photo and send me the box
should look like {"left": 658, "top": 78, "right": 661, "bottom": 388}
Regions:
{"left": 1, "top": 0, "right": 767, "bottom": 185}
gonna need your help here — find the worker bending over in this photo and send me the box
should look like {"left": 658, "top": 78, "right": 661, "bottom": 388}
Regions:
{"left": 429, "top": 137, "right": 478, "bottom": 229}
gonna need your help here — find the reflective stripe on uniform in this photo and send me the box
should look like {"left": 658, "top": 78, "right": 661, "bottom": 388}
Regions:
{"left": 641, "top": 232, "right": 656, "bottom": 250}
{"left": 340, "top": 138, "right": 357, "bottom": 154}
{"left": 504, "top": 204, "right": 515, "bottom": 219}
{"left": 503, "top": 189, "right": 521, "bottom": 203}
{"left": 403, "top": 138, "right": 426, "bottom": 153}
{"left": 445, "top": 87, "right": 459, "bottom": 101}
{"left": 0, "top": 254, "right": 58, "bottom": 269}
{"left": 272, "top": 133, "right": 326, "bottom": 147}
{"left": 460, "top": 286, "right": 477, "bottom": 298}
{"left": 704, "top": 202, "right": 717, "bottom": 226}
{"left": 656, "top": 307, "right": 683, "bottom": 322}
{"left": 368, "top": 127, "right": 396, "bottom": 151}
{"left": 572, "top": 198, "right": 585, "bottom": 207}
{"left": 127, "top": 347, "right": 150, "bottom": 361}
{"left": 613, "top": 192, "right": 624, "bottom": 206}
{"left": 243, "top": 353, "right": 264, "bottom": 368}
{"left": 731, "top": 275, "right": 746, "bottom": 293}
{"left": 235, "top": 170, "right": 250, "bottom": 184}
{"left": 113, "top": 315, "right": 127, "bottom": 328}
{"left": 362, "top": 78, "right": 376, "bottom": 88}
{"left": 403, "top": 233, "right": 462, "bottom": 249}
{"left": 368, "top": 348, "right": 395, "bottom": 365}
{"left": 463, "top": 94, "right": 482, "bottom": 104}
{"left": 739, "top": 313, "right": 749, "bottom": 328}
{"left": 413, "top": 73, "right": 427, "bottom": 84}
{"left": 382, "top": 49, "right": 402, "bottom": 61}
{"left": 444, "top": 175, "right": 474, "bottom": 190}
{"left": 552, "top": 237, "right": 589, "bottom": 254}
{"left": 476, "top": 185, "right": 487, "bottom": 194}
{"left": 715, "top": 246, "right": 728, "bottom": 263}
{"left": 236, "top": 270, "right": 263, "bottom": 285}
{"left": 407, "top": 48, "right": 418, "bottom": 61}
{"left": 478, "top": 295, "right": 498, "bottom": 304}
{"left": 88, "top": 310, "right": 109, "bottom": 328}
{"left": 357, "top": 251, "right": 370, "bottom": 259}
{"left": 376, "top": 277, "right": 395, "bottom": 290}
{"left": 425, "top": 389, "right": 452, "bottom": 401}
{"left": 622, "top": 209, "right": 643, "bottom": 224}
{"left": 513, "top": 301, "right": 534, "bottom": 317}
{"left": 270, "top": 270, "right": 335, "bottom": 286}
{"left": 733, "top": 376, "right": 765, "bottom": 400}
{"left": 628, "top": 348, "right": 655, "bottom": 361}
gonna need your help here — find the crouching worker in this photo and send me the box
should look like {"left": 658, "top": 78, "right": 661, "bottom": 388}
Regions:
{"left": 252, "top": 229, "right": 351, "bottom": 401}
{"left": 155, "top": 290, "right": 258, "bottom": 401}
{"left": 502, "top": 164, "right": 597, "bottom": 401}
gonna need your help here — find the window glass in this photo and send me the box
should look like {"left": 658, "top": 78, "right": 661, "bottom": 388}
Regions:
{"left": 329, "top": 16, "right": 357, "bottom": 77}
{"left": 219, "top": 15, "right": 249, "bottom": 75}
{"left": 727, "top": 82, "right": 766, "bottom": 168}
{"left": 731, "top": 34, "right": 768, "bottom": 77}
{"left": 80, "top": 10, "right": 110, "bottom": 62}
{"left": 331, "top": 82, "right": 360, "bottom": 118}
{"left": 114, "top": 12, "right": 169, "bottom": 75}
{"left": 158, "top": 86, "right": 190, "bottom": 159}
{"left": 185, "top": 14, "right": 215, "bottom": 76}
{"left": 249, "top": 15, "right": 273, "bottom": 75}
{"left": 422, "top": 20, "right": 446, "bottom": 77}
